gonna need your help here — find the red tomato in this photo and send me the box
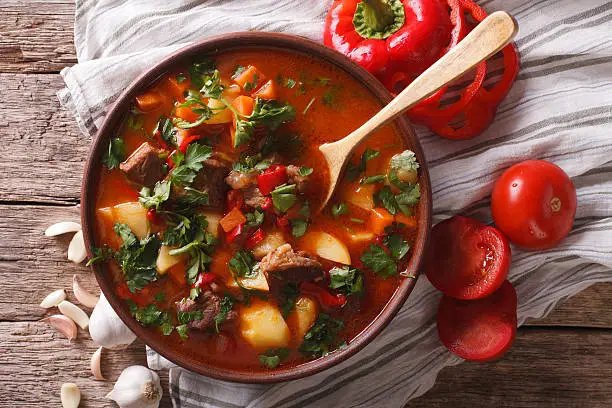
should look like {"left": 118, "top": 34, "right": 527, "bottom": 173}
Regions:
{"left": 437, "top": 280, "right": 517, "bottom": 362}
{"left": 492, "top": 160, "right": 577, "bottom": 250}
{"left": 424, "top": 216, "right": 511, "bottom": 300}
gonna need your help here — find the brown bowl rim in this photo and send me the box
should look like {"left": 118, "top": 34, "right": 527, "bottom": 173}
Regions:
{"left": 81, "top": 32, "right": 432, "bottom": 384}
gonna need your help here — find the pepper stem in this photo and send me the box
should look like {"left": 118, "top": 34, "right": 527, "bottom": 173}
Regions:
{"left": 362, "top": 0, "right": 395, "bottom": 32}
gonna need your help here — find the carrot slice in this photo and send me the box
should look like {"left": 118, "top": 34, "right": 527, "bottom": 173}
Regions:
{"left": 394, "top": 212, "right": 417, "bottom": 228}
{"left": 136, "top": 91, "right": 164, "bottom": 112}
{"left": 219, "top": 207, "right": 247, "bottom": 232}
{"left": 168, "top": 263, "right": 187, "bottom": 287}
{"left": 437, "top": 280, "right": 517, "bottom": 362}
{"left": 233, "top": 65, "right": 266, "bottom": 91}
{"left": 368, "top": 208, "right": 395, "bottom": 235}
{"left": 231, "top": 95, "right": 255, "bottom": 117}
{"left": 166, "top": 74, "right": 190, "bottom": 99}
{"left": 253, "top": 80, "right": 278, "bottom": 100}
{"left": 175, "top": 105, "right": 200, "bottom": 122}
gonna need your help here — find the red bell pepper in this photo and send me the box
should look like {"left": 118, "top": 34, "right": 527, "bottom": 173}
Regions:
{"left": 146, "top": 208, "right": 163, "bottom": 224}
{"left": 261, "top": 196, "right": 273, "bottom": 210}
{"left": 226, "top": 190, "right": 244, "bottom": 210}
{"left": 245, "top": 228, "right": 266, "bottom": 249}
{"left": 225, "top": 223, "right": 244, "bottom": 244}
{"left": 301, "top": 282, "right": 347, "bottom": 308}
{"left": 324, "top": 0, "right": 452, "bottom": 75}
{"left": 257, "top": 165, "right": 288, "bottom": 195}
{"left": 275, "top": 215, "right": 290, "bottom": 232}
{"left": 178, "top": 134, "right": 204, "bottom": 154}
{"left": 193, "top": 272, "right": 217, "bottom": 289}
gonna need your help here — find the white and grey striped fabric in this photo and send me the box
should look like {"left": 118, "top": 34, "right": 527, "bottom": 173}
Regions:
{"left": 58, "top": 0, "right": 612, "bottom": 406}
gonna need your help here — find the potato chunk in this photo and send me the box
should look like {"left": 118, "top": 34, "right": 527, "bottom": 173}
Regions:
{"left": 239, "top": 299, "right": 290, "bottom": 350}
{"left": 304, "top": 231, "right": 351, "bottom": 265}
{"left": 97, "top": 201, "right": 149, "bottom": 239}
{"left": 200, "top": 211, "right": 222, "bottom": 238}
{"left": 342, "top": 183, "right": 375, "bottom": 211}
{"left": 227, "top": 267, "right": 270, "bottom": 292}
{"left": 286, "top": 296, "right": 318, "bottom": 345}
{"left": 156, "top": 245, "right": 185, "bottom": 274}
{"left": 251, "top": 231, "right": 286, "bottom": 259}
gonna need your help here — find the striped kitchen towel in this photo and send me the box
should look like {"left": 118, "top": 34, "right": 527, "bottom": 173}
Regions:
{"left": 58, "top": 0, "right": 612, "bottom": 407}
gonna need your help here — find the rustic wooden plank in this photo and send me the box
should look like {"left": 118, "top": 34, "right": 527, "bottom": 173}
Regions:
{"left": 409, "top": 328, "right": 612, "bottom": 408}
{"left": 0, "top": 73, "right": 87, "bottom": 204}
{"left": 0, "top": 0, "right": 77, "bottom": 73}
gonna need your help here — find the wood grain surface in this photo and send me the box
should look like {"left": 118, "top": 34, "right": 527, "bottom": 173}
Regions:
{"left": 0, "top": 1, "right": 610, "bottom": 407}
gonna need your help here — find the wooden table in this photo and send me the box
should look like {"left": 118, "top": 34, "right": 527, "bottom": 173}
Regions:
{"left": 1, "top": 1, "right": 610, "bottom": 406}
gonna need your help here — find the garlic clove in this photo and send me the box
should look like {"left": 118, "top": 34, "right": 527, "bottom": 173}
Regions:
{"left": 40, "top": 289, "right": 67, "bottom": 308}
{"left": 89, "top": 293, "right": 136, "bottom": 349}
{"left": 73, "top": 275, "right": 99, "bottom": 308}
{"left": 68, "top": 230, "right": 87, "bottom": 264}
{"left": 107, "top": 365, "right": 162, "bottom": 408}
{"left": 41, "top": 314, "right": 78, "bottom": 342}
{"left": 91, "top": 346, "right": 105, "bottom": 380}
{"left": 45, "top": 221, "right": 81, "bottom": 237}
{"left": 58, "top": 300, "right": 90, "bottom": 329}
{"left": 60, "top": 383, "right": 81, "bottom": 408}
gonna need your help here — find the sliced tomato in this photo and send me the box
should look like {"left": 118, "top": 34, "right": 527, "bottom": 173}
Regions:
{"left": 424, "top": 216, "right": 511, "bottom": 300}
{"left": 437, "top": 280, "right": 517, "bottom": 362}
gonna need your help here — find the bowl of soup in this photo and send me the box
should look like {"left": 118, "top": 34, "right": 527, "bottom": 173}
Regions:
{"left": 81, "top": 32, "right": 431, "bottom": 383}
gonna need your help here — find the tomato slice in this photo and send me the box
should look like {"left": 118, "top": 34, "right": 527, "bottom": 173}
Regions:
{"left": 424, "top": 216, "right": 511, "bottom": 300}
{"left": 437, "top": 280, "right": 517, "bottom": 362}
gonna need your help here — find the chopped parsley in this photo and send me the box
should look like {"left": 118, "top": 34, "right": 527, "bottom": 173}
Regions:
{"left": 114, "top": 223, "right": 161, "bottom": 292}
{"left": 102, "top": 137, "right": 126, "bottom": 170}
{"left": 360, "top": 174, "right": 386, "bottom": 184}
{"left": 271, "top": 183, "right": 297, "bottom": 213}
{"left": 128, "top": 301, "right": 169, "bottom": 328}
{"left": 174, "top": 90, "right": 214, "bottom": 129}
{"left": 331, "top": 202, "right": 348, "bottom": 217}
{"left": 188, "top": 60, "right": 216, "bottom": 90}
{"left": 290, "top": 218, "right": 309, "bottom": 238}
{"left": 175, "top": 73, "right": 187, "bottom": 84}
{"left": 176, "top": 324, "right": 189, "bottom": 340}
{"left": 228, "top": 250, "right": 257, "bottom": 278}
{"left": 329, "top": 266, "right": 364, "bottom": 297}
{"left": 231, "top": 65, "right": 246, "bottom": 79}
{"left": 280, "top": 283, "right": 300, "bottom": 318}
{"left": 374, "top": 184, "right": 420, "bottom": 216}
{"left": 245, "top": 209, "right": 265, "bottom": 228}
{"left": 177, "top": 309, "right": 203, "bottom": 325}
{"left": 388, "top": 150, "right": 420, "bottom": 189}
{"left": 154, "top": 116, "right": 176, "bottom": 147}
{"left": 297, "top": 166, "right": 314, "bottom": 177}
{"left": 346, "top": 148, "right": 380, "bottom": 181}
{"left": 139, "top": 180, "right": 171, "bottom": 210}
{"left": 300, "top": 314, "right": 345, "bottom": 357}
{"left": 169, "top": 143, "right": 213, "bottom": 186}
{"left": 383, "top": 232, "right": 410, "bottom": 261}
{"left": 298, "top": 200, "right": 311, "bottom": 217}
{"left": 126, "top": 110, "right": 144, "bottom": 130}
{"left": 86, "top": 246, "right": 113, "bottom": 266}
{"left": 154, "top": 292, "right": 166, "bottom": 303}
{"left": 259, "top": 348, "right": 289, "bottom": 368}
{"left": 214, "top": 295, "right": 234, "bottom": 332}
{"left": 360, "top": 232, "right": 409, "bottom": 279}
{"left": 233, "top": 99, "right": 296, "bottom": 148}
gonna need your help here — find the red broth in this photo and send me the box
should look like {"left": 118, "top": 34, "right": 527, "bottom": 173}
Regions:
{"left": 93, "top": 49, "right": 421, "bottom": 371}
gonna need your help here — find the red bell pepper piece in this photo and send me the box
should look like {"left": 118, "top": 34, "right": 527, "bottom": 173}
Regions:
{"left": 225, "top": 223, "right": 244, "bottom": 244}
{"left": 261, "top": 196, "right": 273, "bottom": 210}
{"left": 146, "top": 208, "right": 163, "bottom": 224}
{"left": 178, "top": 134, "right": 203, "bottom": 154}
{"left": 245, "top": 228, "right": 266, "bottom": 249}
{"left": 275, "top": 215, "right": 290, "bottom": 232}
{"left": 301, "top": 282, "right": 347, "bottom": 308}
{"left": 193, "top": 272, "right": 217, "bottom": 289}
{"left": 257, "top": 165, "right": 288, "bottom": 195}
{"left": 324, "top": 0, "right": 452, "bottom": 75}
{"left": 226, "top": 190, "right": 244, "bottom": 210}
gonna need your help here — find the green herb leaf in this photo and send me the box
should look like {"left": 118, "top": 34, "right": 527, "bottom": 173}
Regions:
{"left": 233, "top": 99, "right": 297, "bottom": 148}
{"left": 360, "top": 174, "right": 386, "bottom": 184}
{"left": 188, "top": 60, "right": 216, "bottom": 90}
{"left": 214, "top": 295, "right": 234, "bottom": 332}
{"left": 170, "top": 143, "right": 213, "bottom": 186}
{"left": 331, "top": 202, "right": 348, "bottom": 217}
{"left": 176, "top": 324, "right": 189, "bottom": 340}
{"left": 374, "top": 185, "right": 398, "bottom": 215}
{"left": 346, "top": 148, "right": 380, "bottom": 181}
{"left": 329, "top": 266, "right": 364, "bottom": 296}
{"left": 154, "top": 292, "right": 166, "bottom": 303}
{"left": 280, "top": 283, "right": 300, "bottom": 318}
{"left": 102, "top": 138, "right": 126, "bottom": 170}
{"left": 271, "top": 183, "right": 297, "bottom": 213}
{"left": 360, "top": 244, "right": 397, "bottom": 278}
{"left": 290, "top": 218, "right": 309, "bottom": 238}
{"left": 86, "top": 246, "right": 113, "bottom": 266}
{"left": 228, "top": 250, "right": 257, "bottom": 278}
{"left": 298, "top": 200, "right": 310, "bottom": 217}
{"left": 258, "top": 348, "right": 290, "bottom": 368}
{"left": 129, "top": 302, "right": 169, "bottom": 327}
{"left": 297, "top": 166, "right": 314, "bottom": 177}
{"left": 177, "top": 309, "right": 203, "bottom": 324}
{"left": 154, "top": 116, "right": 176, "bottom": 147}
{"left": 139, "top": 180, "right": 171, "bottom": 210}
{"left": 300, "top": 314, "right": 345, "bottom": 357}
{"left": 383, "top": 233, "right": 410, "bottom": 261}
{"left": 175, "top": 73, "right": 187, "bottom": 84}
{"left": 245, "top": 210, "right": 264, "bottom": 228}
{"left": 395, "top": 184, "right": 420, "bottom": 215}
{"left": 231, "top": 65, "right": 246, "bottom": 79}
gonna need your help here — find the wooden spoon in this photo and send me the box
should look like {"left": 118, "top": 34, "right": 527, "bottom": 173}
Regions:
{"left": 318, "top": 11, "right": 518, "bottom": 211}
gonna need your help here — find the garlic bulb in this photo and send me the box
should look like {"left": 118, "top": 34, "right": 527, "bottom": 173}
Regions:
{"left": 107, "top": 365, "right": 162, "bottom": 408}
{"left": 89, "top": 293, "right": 136, "bottom": 349}
{"left": 60, "top": 383, "right": 81, "bottom": 408}
{"left": 45, "top": 221, "right": 81, "bottom": 237}
{"left": 39, "top": 289, "right": 67, "bottom": 308}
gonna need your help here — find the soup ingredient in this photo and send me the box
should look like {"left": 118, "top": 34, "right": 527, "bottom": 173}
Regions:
{"left": 39, "top": 289, "right": 67, "bottom": 308}
{"left": 45, "top": 221, "right": 82, "bottom": 237}
{"left": 239, "top": 299, "right": 291, "bottom": 350}
{"left": 437, "top": 280, "right": 517, "bottom": 361}
{"left": 325, "top": 0, "right": 451, "bottom": 75}
{"left": 114, "top": 224, "right": 162, "bottom": 292}
{"left": 258, "top": 348, "right": 290, "bottom": 368}
{"left": 41, "top": 314, "right": 78, "bottom": 342}
{"left": 329, "top": 265, "right": 364, "bottom": 297}
{"left": 258, "top": 244, "right": 324, "bottom": 282}
{"left": 102, "top": 137, "right": 126, "bottom": 170}
{"left": 91, "top": 346, "right": 105, "bottom": 380}
{"left": 251, "top": 231, "right": 286, "bottom": 259}
{"left": 300, "top": 313, "right": 345, "bottom": 357}
{"left": 219, "top": 207, "right": 247, "bottom": 232}
{"left": 89, "top": 293, "right": 137, "bottom": 349}
{"left": 307, "top": 231, "right": 351, "bottom": 265}
{"left": 232, "top": 99, "right": 296, "bottom": 148}
{"left": 107, "top": 365, "right": 162, "bottom": 408}
{"left": 60, "top": 383, "right": 81, "bottom": 408}
{"left": 491, "top": 160, "right": 577, "bottom": 250}
{"left": 98, "top": 202, "right": 149, "bottom": 239}
{"left": 286, "top": 296, "right": 319, "bottom": 343}
{"left": 58, "top": 300, "right": 90, "bottom": 329}
{"left": 424, "top": 216, "right": 510, "bottom": 300}
{"left": 72, "top": 275, "right": 100, "bottom": 308}
{"left": 361, "top": 231, "right": 410, "bottom": 278}
{"left": 343, "top": 184, "right": 375, "bottom": 210}
{"left": 120, "top": 142, "right": 168, "bottom": 188}
{"left": 68, "top": 230, "right": 87, "bottom": 264}
{"left": 301, "top": 282, "right": 347, "bottom": 308}
{"left": 257, "top": 165, "right": 288, "bottom": 195}
{"left": 368, "top": 208, "right": 394, "bottom": 235}
{"left": 156, "top": 245, "right": 185, "bottom": 274}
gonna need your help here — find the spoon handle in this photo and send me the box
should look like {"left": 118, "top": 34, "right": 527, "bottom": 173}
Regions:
{"left": 329, "top": 11, "right": 518, "bottom": 152}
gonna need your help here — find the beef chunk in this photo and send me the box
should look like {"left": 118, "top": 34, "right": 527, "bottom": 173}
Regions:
{"left": 191, "top": 159, "right": 230, "bottom": 210}
{"left": 119, "top": 142, "right": 168, "bottom": 188}
{"left": 175, "top": 291, "right": 236, "bottom": 331}
{"left": 225, "top": 169, "right": 257, "bottom": 190}
{"left": 243, "top": 185, "right": 268, "bottom": 208}
{"left": 258, "top": 243, "right": 323, "bottom": 282}
{"left": 286, "top": 165, "right": 310, "bottom": 193}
